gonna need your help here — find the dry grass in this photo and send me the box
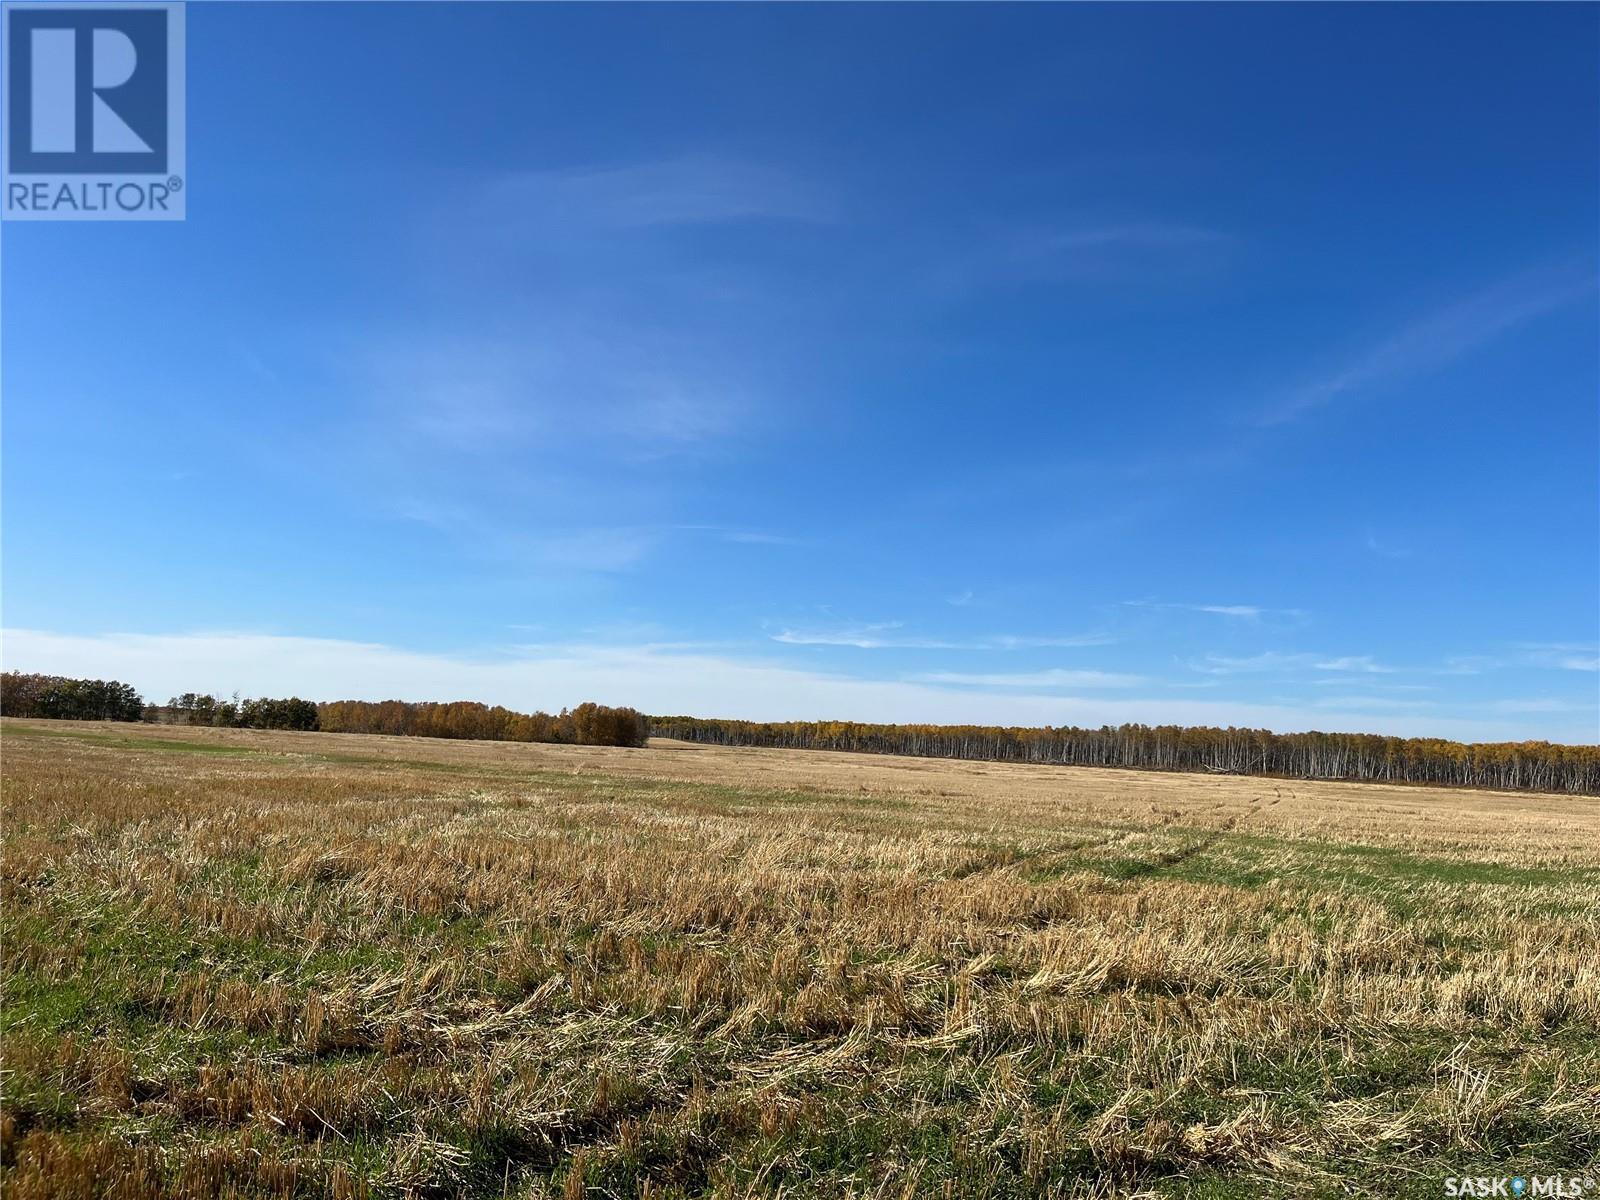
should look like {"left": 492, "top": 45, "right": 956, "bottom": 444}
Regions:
{"left": 1, "top": 718, "right": 1596, "bottom": 1199}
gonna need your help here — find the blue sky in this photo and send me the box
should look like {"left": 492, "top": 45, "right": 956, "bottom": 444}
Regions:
{"left": 4, "top": 3, "right": 1597, "bottom": 742}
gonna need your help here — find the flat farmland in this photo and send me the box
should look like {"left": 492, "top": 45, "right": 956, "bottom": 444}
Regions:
{"left": 1, "top": 718, "right": 1596, "bottom": 1198}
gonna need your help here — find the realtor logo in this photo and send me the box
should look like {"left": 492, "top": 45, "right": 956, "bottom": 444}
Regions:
{"left": 3, "top": 2, "right": 185, "bottom": 219}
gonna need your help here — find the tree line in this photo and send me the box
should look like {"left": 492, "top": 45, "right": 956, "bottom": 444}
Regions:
{"left": 648, "top": 716, "right": 1600, "bottom": 795}
{"left": 0, "top": 673, "right": 144, "bottom": 722}
{"left": 167, "top": 693, "right": 321, "bottom": 730}
{"left": 318, "top": 699, "right": 648, "bottom": 747}
{"left": 1, "top": 673, "right": 648, "bottom": 749}
{"left": 7, "top": 671, "right": 1592, "bottom": 788}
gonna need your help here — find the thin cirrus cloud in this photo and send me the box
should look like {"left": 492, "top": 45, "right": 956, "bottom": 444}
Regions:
{"left": 1033, "top": 223, "right": 1230, "bottom": 253}
{"left": 364, "top": 330, "right": 748, "bottom": 457}
{"left": 523, "top": 530, "right": 657, "bottom": 574}
{"left": 1124, "top": 600, "right": 1302, "bottom": 621}
{"left": 1494, "top": 698, "right": 1592, "bottom": 714}
{"left": 1515, "top": 643, "right": 1600, "bottom": 672}
{"left": 1365, "top": 533, "right": 1413, "bottom": 560}
{"left": 1313, "top": 656, "right": 1395, "bottom": 675}
{"left": 913, "top": 668, "right": 1147, "bottom": 689}
{"left": 1189, "top": 652, "right": 1312, "bottom": 675}
{"left": 1190, "top": 652, "right": 1396, "bottom": 676}
{"left": 770, "top": 623, "right": 1114, "bottom": 651}
{"left": 1262, "top": 258, "right": 1597, "bottom": 426}
{"left": 1438, "top": 655, "right": 1501, "bottom": 676}
{"left": 670, "top": 524, "right": 804, "bottom": 548}
{"left": 719, "top": 530, "right": 801, "bottom": 547}
{"left": 1311, "top": 694, "right": 1433, "bottom": 711}
{"left": 934, "top": 220, "right": 1233, "bottom": 295}
{"left": 393, "top": 501, "right": 657, "bottom": 574}
{"left": 472, "top": 155, "right": 836, "bottom": 233}
{"left": 1197, "top": 650, "right": 1597, "bottom": 681}
{"left": 1439, "top": 646, "right": 1599, "bottom": 675}
{"left": 399, "top": 521, "right": 812, "bottom": 577}
{"left": 1414, "top": 649, "right": 1600, "bottom": 678}
{"left": 358, "top": 157, "right": 818, "bottom": 470}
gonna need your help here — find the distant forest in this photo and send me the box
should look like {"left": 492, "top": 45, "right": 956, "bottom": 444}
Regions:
{"left": 4, "top": 672, "right": 1595, "bottom": 791}
{"left": 649, "top": 716, "right": 1600, "bottom": 795}
{"left": 0, "top": 674, "right": 648, "bottom": 749}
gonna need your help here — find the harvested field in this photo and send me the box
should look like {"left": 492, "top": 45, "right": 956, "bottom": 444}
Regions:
{"left": 1, "top": 717, "right": 1596, "bottom": 1198}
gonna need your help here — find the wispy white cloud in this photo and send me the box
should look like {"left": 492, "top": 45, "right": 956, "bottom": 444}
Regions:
{"left": 474, "top": 156, "right": 834, "bottom": 231}
{"left": 1030, "top": 223, "right": 1230, "bottom": 253}
{"left": 394, "top": 503, "right": 655, "bottom": 574}
{"left": 1516, "top": 643, "right": 1600, "bottom": 672}
{"left": 1439, "top": 644, "right": 1600, "bottom": 675}
{"left": 719, "top": 530, "right": 800, "bottom": 547}
{"left": 770, "top": 624, "right": 1113, "bottom": 651}
{"left": 670, "top": 524, "right": 802, "bottom": 547}
{"left": 234, "top": 342, "right": 280, "bottom": 384}
{"left": 1314, "top": 656, "right": 1395, "bottom": 675}
{"left": 1311, "top": 679, "right": 1434, "bottom": 691}
{"left": 1193, "top": 652, "right": 1396, "bottom": 676}
{"left": 1125, "top": 600, "right": 1301, "bottom": 621}
{"left": 6, "top": 628, "right": 1584, "bottom": 742}
{"left": 1198, "top": 647, "right": 1597, "bottom": 688}
{"left": 1493, "top": 698, "right": 1593, "bottom": 714}
{"left": 771, "top": 623, "right": 919, "bottom": 649}
{"left": 1263, "top": 260, "right": 1596, "bottom": 425}
{"left": 913, "top": 669, "right": 1147, "bottom": 689}
{"left": 1189, "top": 652, "right": 1315, "bottom": 675}
{"left": 920, "top": 217, "right": 1234, "bottom": 300}
{"left": 346, "top": 160, "right": 817, "bottom": 480}
{"left": 1437, "top": 655, "right": 1501, "bottom": 676}
{"left": 1364, "top": 533, "right": 1412, "bottom": 560}
{"left": 364, "top": 330, "right": 748, "bottom": 457}
{"left": 396, "top": 518, "right": 821, "bottom": 577}
{"left": 528, "top": 530, "right": 655, "bottom": 573}
{"left": 1311, "top": 695, "right": 1433, "bottom": 711}
{"left": 987, "top": 633, "right": 1118, "bottom": 649}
